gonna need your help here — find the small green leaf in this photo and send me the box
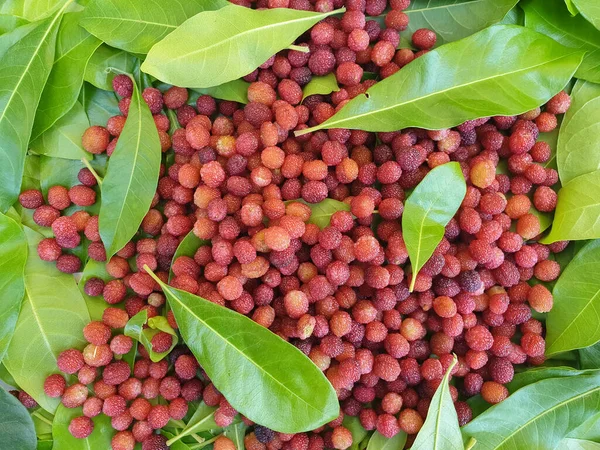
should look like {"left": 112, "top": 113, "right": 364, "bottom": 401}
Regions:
{"left": 52, "top": 404, "right": 113, "bottom": 449}
{"left": 99, "top": 78, "right": 161, "bottom": 259}
{"left": 541, "top": 171, "right": 600, "bottom": 243}
{"left": 403, "top": 163, "right": 466, "bottom": 291}
{"left": 573, "top": 0, "right": 600, "bottom": 31}
{"left": 31, "top": 10, "right": 101, "bottom": 140}
{"left": 166, "top": 402, "right": 219, "bottom": 446}
{"left": 412, "top": 357, "right": 461, "bottom": 450}
{"left": 191, "top": 79, "right": 251, "bottom": 104}
{"left": 30, "top": 102, "right": 91, "bottom": 160}
{"left": 462, "top": 371, "right": 600, "bottom": 449}
{"left": 366, "top": 430, "right": 407, "bottom": 450}
{"left": 146, "top": 268, "right": 339, "bottom": 433}
{"left": 79, "top": 81, "right": 120, "bottom": 125}
{"left": 141, "top": 4, "right": 343, "bottom": 88}
{"left": 124, "top": 310, "right": 178, "bottom": 362}
{"left": 4, "top": 227, "right": 90, "bottom": 413}
{"left": 296, "top": 25, "right": 583, "bottom": 135}
{"left": 0, "top": 0, "right": 64, "bottom": 21}
{"left": 288, "top": 199, "right": 350, "bottom": 229}
{"left": 84, "top": 44, "right": 136, "bottom": 91}
{"left": 580, "top": 342, "right": 600, "bottom": 369}
{"left": 546, "top": 240, "right": 600, "bottom": 354}
{"left": 343, "top": 415, "right": 368, "bottom": 450}
{"left": 565, "top": 0, "right": 580, "bottom": 15}
{"left": 523, "top": 0, "right": 600, "bottom": 83}
{"left": 0, "top": 387, "right": 36, "bottom": 450}
{"left": 224, "top": 422, "right": 248, "bottom": 450}
{"left": 557, "top": 80, "right": 600, "bottom": 185}
{"left": 170, "top": 231, "right": 210, "bottom": 281}
{"left": 302, "top": 73, "right": 340, "bottom": 100}
{"left": 78, "top": 258, "right": 112, "bottom": 321}
{"left": 0, "top": 212, "right": 27, "bottom": 363}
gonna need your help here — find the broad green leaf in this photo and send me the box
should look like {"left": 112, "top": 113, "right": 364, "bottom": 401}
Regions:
{"left": 79, "top": 81, "right": 120, "bottom": 125}
{"left": 4, "top": 227, "right": 90, "bottom": 413}
{"left": 569, "top": 412, "right": 600, "bottom": 442}
{"left": 374, "top": 0, "right": 518, "bottom": 46}
{"left": 81, "top": 0, "right": 227, "bottom": 54}
{"left": 192, "top": 79, "right": 251, "bottom": 104}
{"left": 84, "top": 44, "right": 136, "bottom": 91}
{"left": 52, "top": 404, "right": 113, "bottom": 449}
{"left": 146, "top": 269, "right": 339, "bottom": 433}
{"left": 500, "top": 6, "right": 524, "bottom": 25}
{"left": 403, "top": 163, "right": 466, "bottom": 291}
{"left": 31, "top": 11, "right": 101, "bottom": 140}
{"left": 124, "top": 310, "right": 178, "bottom": 362}
{"left": 0, "top": 14, "right": 28, "bottom": 34}
{"left": 0, "top": 362, "right": 17, "bottom": 387}
{"left": 296, "top": 25, "right": 582, "bottom": 135}
{"left": 0, "top": 5, "right": 66, "bottom": 212}
{"left": 412, "top": 358, "right": 461, "bottom": 450}
{"left": 0, "top": 21, "right": 37, "bottom": 59}
{"left": 343, "top": 415, "right": 368, "bottom": 450}
{"left": 0, "top": 387, "right": 36, "bottom": 450}
{"left": 0, "top": 0, "right": 64, "bottom": 21}
{"left": 99, "top": 79, "right": 161, "bottom": 259}
{"left": 141, "top": 4, "right": 342, "bottom": 88}
{"left": 165, "top": 402, "right": 219, "bottom": 447}
{"left": 523, "top": 0, "right": 600, "bottom": 83}
{"left": 0, "top": 212, "right": 27, "bottom": 363}
{"left": 541, "top": 171, "right": 600, "bottom": 243}
{"left": 78, "top": 258, "right": 111, "bottom": 321}
{"left": 573, "top": 0, "right": 600, "bottom": 31}
{"left": 39, "top": 156, "right": 84, "bottom": 196}
{"left": 224, "top": 422, "right": 248, "bottom": 450}
{"left": 302, "top": 73, "right": 340, "bottom": 100}
{"left": 463, "top": 371, "right": 600, "bottom": 449}
{"left": 546, "top": 240, "right": 600, "bottom": 354}
{"left": 580, "top": 342, "right": 600, "bottom": 369}
{"left": 170, "top": 231, "right": 209, "bottom": 281}
{"left": 562, "top": 439, "right": 600, "bottom": 450}
{"left": 30, "top": 102, "right": 91, "bottom": 160}
{"left": 366, "top": 431, "right": 407, "bottom": 450}
{"left": 557, "top": 80, "right": 600, "bottom": 185}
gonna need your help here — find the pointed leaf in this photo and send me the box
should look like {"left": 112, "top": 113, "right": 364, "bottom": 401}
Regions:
{"left": 0, "top": 0, "right": 64, "bottom": 21}
{"left": 0, "top": 6, "right": 65, "bottom": 212}
{"left": 4, "top": 227, "right": 90, "bottom": 413}
{"left": 80, "top": 81, "right": 120, "bottom": 125}
{"left": 52, "top": 404, "right": 113, "bottom": 449}
{"left": 31, "top": 10, "right": 101, "bottom": 140}
{"left": 523, "top": 0, "right": 600, "bottom": 83}
{"left": 99, "top": 79, "right": 161, "bottom": 259}
{"left": 124, "top": 310, "right": 178, "bottom": 362}
{"left": 402, "top": 163, "right": 466, "bottom": 291}
{"left": 302, "top": 73, "right": 340, "bottom": 100}
{"left": 141, "top": 4, "right": 343, "bottom": 88}
{"left": 343, "top": 416, "right": 368, "bottom": 450}
{"left": 286, "top": 199, "right": 351, "bottom": 229}
{"left": 0, "top": 387, "right": 36, "bottom": 450}
{"left": 557, "top": 80, "right": 600, "bottom": 185}
{"left": 546, "top": 240, "right": 600, "bottom": 354}
{"left": 462, "top": 372, "right": 600, "bottom": 449}
{"left": 296, "top": 25, "right": 583, "bottom": 135}
{"left": 192, "top": 79, "right": 251, "bottom": 104}
{"left": 81, "top": 0, "right": 227, "bottom": 54}
{"left": 146, "top": 269, "right": 339, "bottom": 433}
{"left": 412, "top": 357, "right": 462, "bottom": 450}
{"left": 225, "top": 422, "right": 248, "bottom": 450}
{"left": 0, "top": 212, "right": 27, "bottom": 363}
{"left": 366, "top": 431, "right": 407, "bottom": 450}
{"left": 84, "top": 44, "right": 136, "bottom": 91}
{"left": 165, "top": 402, "right": 219, "bottom": 447}
{"left": 573, "top": 0, "right": 600, "bottom": 31}
{"left": 170, "top": 231, "right": 210, "bottom": 281}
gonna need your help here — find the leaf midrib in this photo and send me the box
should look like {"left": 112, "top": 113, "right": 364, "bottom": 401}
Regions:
{"left": 83, "top": 15, "right": 178, "bottom": 30}
{"left": 166, "top": 284, "right": 324, "bottom": 415}
{"left": 319, "top": 52, "right": 577, "bottom": 129}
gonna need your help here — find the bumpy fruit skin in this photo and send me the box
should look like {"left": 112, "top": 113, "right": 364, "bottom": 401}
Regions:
{"left": 68, "top": 416, "right": 94, "bottom": 439}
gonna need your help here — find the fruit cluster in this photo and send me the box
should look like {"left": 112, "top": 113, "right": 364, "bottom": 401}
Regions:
{"left": 15, "top": 1, "right": 571, "bottom": 448}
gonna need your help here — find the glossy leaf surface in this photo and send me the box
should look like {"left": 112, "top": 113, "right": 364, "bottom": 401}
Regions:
{"left": 0, "top": 387, "right": 36, "bottom": 450}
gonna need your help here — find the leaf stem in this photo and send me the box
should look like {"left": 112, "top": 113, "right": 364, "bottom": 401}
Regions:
{"left": 189, "top": 435, "right": 220, "bottom": 449}
{"left": 81, "top": 158, "right": 103, "bottom": 186}
{"left": 287, "top": 44, "right": 310, "bottom": 53}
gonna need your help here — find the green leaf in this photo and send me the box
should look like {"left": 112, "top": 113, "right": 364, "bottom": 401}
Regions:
{"left": 165, "top": 402, "right": 219, "bottom": 447}
{"left": 31, "top": 10, "right": 101, "bottom": 141}
{"left": 580, "top": 342, "right": 600, "bottom": 369}
{"left": 302, "top": 73, "right": 340, "bottom": 100}
{"left": 569, "top": 412, "right": 600, "bottom": 442}
{"left": 0, "top": 212, "right": 27, "bottom": 363}
{"left": 141, "top": 4, "right": 343, "bottom": 88}
{"left": 99, "top": 78, "right": 161, "bottom": 259}
{"left": 573, "top": 0, "right": 600, "bottom": 31}
{"left": 124, "top": 310, "right": 178, "bottom": 362}
{"left": 146, "top": 269, "right": 339, "bottom": 433}
{"left": 366, "top": 430, "right": 407, "bottom": 450}
{"left": 52, "top": 404, "right": 113, "bottom": 449}
{"left": 79, "top": 81, "right": 120, "bottom": 125}
{"left": 343, "top": 415, "right": 368, "bottom": 450}
{"left": 84, "top": 44, "right": 136, "bottom": 91}
{"left": 297, "top": 199, "right": 351, "bottom": 229}
{"left": 296, "top": 25, "right": 582, "bottom": 135}
{"left": 374, "top": 0, "right": 518, "bottom": 46}
{"left": 78, "top": 258, "right": 111, "bottom": 321}
{"left": 500, "top": 6, "right": 525, "bottom": 25}
{"left": 31, "top": 408, "right": 53, "bottom": 438}
{"left": 0, "top": 4, "right": 66, "bottom": 212}
{"left": 462, "top": 371, "right": 600, "bottom": 449}
{"left": 562, "top": 439, "right": 600, "bottom": 450}
{"left": 402, "top": 163, "right": 466, "bottom": 291}
{"left": 3, "top": 227, "right": 90, "bottom": 413}
{"left": 412, "top": 357, "right": 461, "bottom": 450}
{"left": 541, "top": 171, "right": 600, "bottom": 243}
{"left": 565, "top": 0, "right": 580, "bottom": 15}
{"left": 81, "top": 0, "right": 227, "bottom": 54}
{"left": 0, "top": 387, "right": 36, "bottom": 450}
{"left": 224, "top": 422, "right": 248, "bottom": 450}
{"left": 0, "top": 14, "right": 28, "bottom": 34}
{"left": 30, "top": 102, "right": 91, "bottom": 160}
{"left": 0, "top": 21, "right": 38, "bottom": 59}
{"left": 191, "top": 79, "right": 251, "bottom": 104}
{"left": 0, "top": 362, "right": 17, "bottom": 387}
{"left": 557, "top": 80, "right": 600, "bottom": 185}
{"left": 545, "top": 240, "right": 600, "bottom": 354}
{"left": 0, "top": 0, "right": 64, "bottom": 21}
{"left": 522, "top": 0, "right": 600, "bottom": 83}
{"left": 170, "top": 231, "right": 209, "bottom": 281}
